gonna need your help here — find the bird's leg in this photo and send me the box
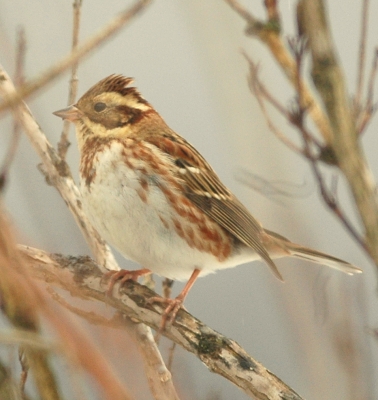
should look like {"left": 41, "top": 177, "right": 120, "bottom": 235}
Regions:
{"left": 149, "top": 268, "right": 201, "bottom": 330}
{"left": 103, "top": 268, "right": 151, "bottom": 295}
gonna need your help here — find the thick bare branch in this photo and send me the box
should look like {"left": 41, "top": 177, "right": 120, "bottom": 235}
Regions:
{"left": 20, "top": 245, "right": 304, "bottom": 400}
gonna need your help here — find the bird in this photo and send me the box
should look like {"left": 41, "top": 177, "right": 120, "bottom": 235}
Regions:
{"left": 53, "top": 74, "right": 362, "bottom": 327}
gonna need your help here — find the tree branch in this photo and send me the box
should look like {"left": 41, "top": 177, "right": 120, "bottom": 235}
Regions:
{"left": 129, "top": 323, "right": 181, "bottom": 400}
{"left": 0, "top": 206, "right": 134, "bottom": 400}
{"left": 302, "top": 0, "right": 378, "bottom": 268}
{"left": 20, "top": 245, "right": 304, "bottom": 400}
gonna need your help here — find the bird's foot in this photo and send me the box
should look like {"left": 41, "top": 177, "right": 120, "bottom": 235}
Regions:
{"left": 147, "top": 294, "right": 186, "bottom": 332}
{"left": 103, "top": 268, "right": 151, "bottom": 295}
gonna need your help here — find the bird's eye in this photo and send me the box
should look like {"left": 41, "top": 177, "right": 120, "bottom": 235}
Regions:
{"left": 94, "top": 102, "right": 106, "bottom": 112}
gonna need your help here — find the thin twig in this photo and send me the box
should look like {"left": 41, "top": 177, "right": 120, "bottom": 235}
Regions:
{"left": 225, "top": 0, "right": 333, "bottom": 143}
{"left": 0, "top": 357, "right": 26, "bottom": 400}
{"left": 245, "top": 54, "right": 287, "bottom": 115}
{"left": 246, "top": 33, "right": 365, "bottom": 247}
{"left": 264, "top": 0, "right": 279, "bottom": 24}
{"left": 0, "top": 0, "right": 152, "bottom": 114}
{"left": 244, "top": 53, "right": 303, "bottom": 154}
{"left": 19, "top": 349, "right": 28, "bottom": 396}
{"left": 303, "top": 135, "right": 366, "bottom": 250}
{"left": 0, "top": 28, "right": 26, "bottom": 191}
{"left": 46, "top": 286, "right": 121, "bottom": 327}
{"left": 130, "top": 323, "right": 181, "bottom": 400}
{"left": 358, "top": 48, "right": 378, "bottom": 134}
{"left": 14, "top": 27, "right": 26, "bottom": 91}
{"left": 167, "top": 342, "right": 176, "bottom": 372}
{"left": 235, "top": 168, "right": 312, "bottom": 205}
{"left": 354, "top": 0, "right": 370, "bottom": 112}
{"left": 225, "top": 0, "right": 258, "bottom": 26}
{"left": 58, "top": 0, "right": 83, "bottom": 160}
{"left": 366, "top": 49, "right": 378, "bottom": 110}
{"left": 0, "top": 330, "right": 58, "bottom": 351}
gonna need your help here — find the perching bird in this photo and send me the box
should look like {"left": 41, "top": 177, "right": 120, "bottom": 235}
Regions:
{"left": 54, "top": 75, "right": 361, "bottom": 326}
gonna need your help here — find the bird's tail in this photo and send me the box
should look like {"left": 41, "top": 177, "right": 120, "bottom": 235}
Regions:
{"left": 264, "top": 229, "right": 362, "bottom": 276}
{"left": 286, "top": 243, "right": 362, "bottom": 275}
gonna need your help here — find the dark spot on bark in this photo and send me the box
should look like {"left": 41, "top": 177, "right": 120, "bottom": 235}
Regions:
{"left": 235, "top": 354, "right": 256, "bottom": 371}
{"left": 195, "top": 332, "right": 223, "bottom": 355}
{"left": 51, "top": 254, "right": 102, "bottom": 283}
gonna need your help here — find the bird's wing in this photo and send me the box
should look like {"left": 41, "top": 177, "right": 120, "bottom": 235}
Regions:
{"left": 146, "top": 132, "right": 283, "bottom": 281}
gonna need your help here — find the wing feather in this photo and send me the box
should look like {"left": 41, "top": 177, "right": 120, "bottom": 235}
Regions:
{"left": 146, "top": 132, "right": 283, "bottom": 280}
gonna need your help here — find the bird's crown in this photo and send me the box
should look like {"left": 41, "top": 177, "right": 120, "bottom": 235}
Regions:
{"left": 80, "top": 74, "right": 144, "bottom": 101}
{"left": 73, "top": 74, "right": 153, "bottom": 133}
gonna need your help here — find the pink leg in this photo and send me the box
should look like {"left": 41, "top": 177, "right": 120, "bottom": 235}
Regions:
{"left": 149, "top": 268, "right": 201, "bottom": 330}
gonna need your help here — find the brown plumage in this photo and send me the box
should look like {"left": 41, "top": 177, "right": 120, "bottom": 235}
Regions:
{"left": 54, "top": 74, "right": 362, "bottom": 327}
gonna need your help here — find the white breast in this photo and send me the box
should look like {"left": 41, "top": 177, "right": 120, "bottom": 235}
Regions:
{"left": 80, "top": 142, "right": 258, "bottom": 280}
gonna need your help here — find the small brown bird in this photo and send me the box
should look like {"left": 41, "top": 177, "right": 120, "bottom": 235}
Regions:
{"left": 54, "top": 75, "right": 361, "bottom": 326}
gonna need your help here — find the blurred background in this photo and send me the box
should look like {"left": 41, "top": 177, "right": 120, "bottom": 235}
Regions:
{"left": 1, "top": 0, "right": 377, "bottom": 399}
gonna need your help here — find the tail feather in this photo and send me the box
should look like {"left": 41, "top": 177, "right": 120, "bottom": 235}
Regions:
{"left": 264, "top": 229, "right": 362, "bottom": 276}
{"left": 288, "top": 244, "right": 362, "bottom": 275}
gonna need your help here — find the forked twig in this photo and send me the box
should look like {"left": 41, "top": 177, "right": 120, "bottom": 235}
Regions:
{"left": 225, "top": 0, "right": 333, "bottom": 143}
{"left": 247, "top": 27, "right": 366, "bottom": 251}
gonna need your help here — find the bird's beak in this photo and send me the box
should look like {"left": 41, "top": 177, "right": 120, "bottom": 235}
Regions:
{"left": 53, "top": 105, "right": 82, "bottom": 122}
